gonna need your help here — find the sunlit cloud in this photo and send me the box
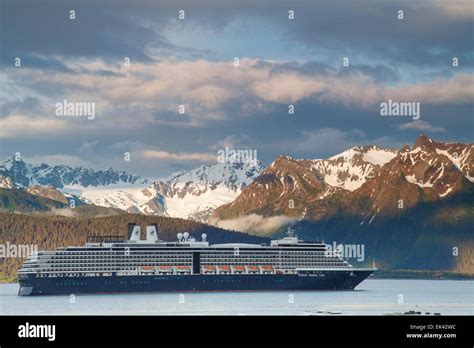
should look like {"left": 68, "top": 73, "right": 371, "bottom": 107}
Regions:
{"left": 399, "top": 120, "right": 446, "bottom": 133}
{"left": 139, "top": 149, "right": 216, "bottom": 162}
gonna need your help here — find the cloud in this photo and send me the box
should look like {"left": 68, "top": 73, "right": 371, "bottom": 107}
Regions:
{"left": 139, "top": 149, "right": 216, "bottom": 162}
{"left": 434, "top": 1, "right": 474, "bottom": 19}
{"left": 211, "top": 214, "right": 296, "bottom": 235}
{"left": 26, "top": 154, "right": 96, "bottom": 168}
{"left": 211, "top": 134, "right": 253, "bottom": 150}
{"left": 78, "top": 140, "right": 100, "bottom": 154}
{"left": 386, "top": 74, "right": 474, "bottom": 105}
{"left": 186, "top": 85, "right": 234, "bottom": 108}
{"left": 399, "top": 120, "right": 445, "bottom": 133}
{"left": 7, "top": 58, "right": 472, "bottom": 131}
{"left": 251, "top": 73, "right": 325, "bottom": 103}
{"left": 284, "top": 1, "right": 473, "bottom": 68}
{"left": 294, "top": 128, "right": 366, "bottom": 153}
{"left": 0, "top": 114, "right": 72, "bottom": 138}
{"left": 47, "top": 208, "right": 78, "bottom": 218}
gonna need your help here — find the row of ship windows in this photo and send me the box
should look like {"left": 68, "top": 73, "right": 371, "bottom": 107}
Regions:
{"left": 53, "top": 249, "right": 324, "bottom": 253}
{"left": 43, "top": 256, "right": 338, "bottom": 262}
{"left": 35, "top": 260, "right": 346, "bottom": 267}
{"left": 35, "top": 260, "right": 347, "bottom": 269}
{"left": 33, "top": 260, "right": 346, "bottom": 268}
{"left": 46, "top": 251, "right": 328, "bottom": 257}
{"left": 32, "top": 264, "right": 347, "bottom": 272}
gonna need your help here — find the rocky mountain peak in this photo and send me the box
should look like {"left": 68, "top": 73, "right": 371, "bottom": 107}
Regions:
{"left": 414, "top": 134, "right": 435, "bottom": 149}
{"left": 25, "top": 185, "right": 70, "bottom": 204}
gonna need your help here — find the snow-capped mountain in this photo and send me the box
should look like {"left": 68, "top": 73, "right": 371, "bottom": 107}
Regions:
{"left": 213, "top": 135, "right": 474, "bottom": 222}
{"left": 309, "top": 145, "right": 398, "bottom": 191}
{"left": 0, "top": 157, "right": 149, "bottom": 188}
{"left": 213, "top": 145, "right": 399, "bottom": 221}
{"left": 0, "top": 155, "right": 263, "bottom": 222}
{"left": 398, "top": 135, "right": 473, "bottom": 197}
{"left": 80, "top": 161, "right": 263, "bottom": 222}
{"left": 3, "top": 135, "right": 471, "bottom": 226}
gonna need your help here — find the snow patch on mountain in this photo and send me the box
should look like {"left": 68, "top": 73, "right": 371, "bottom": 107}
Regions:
{"left": 312, "top": 146, "right": 398, "bottom": 191}
{"left": 78, "top": 161, "right": 263, "bottom": 221}
{"left": 79, "top": 186, "right": 152, "bottom": 211}
{"left": 0, "top": 176, "right": 14, "bottom": 189}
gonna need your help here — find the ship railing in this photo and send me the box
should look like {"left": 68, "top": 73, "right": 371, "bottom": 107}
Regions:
{"left": 87, "top": 235, "right": 125, "bottom": 244}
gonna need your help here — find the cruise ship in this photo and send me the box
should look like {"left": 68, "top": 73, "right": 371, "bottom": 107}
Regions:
{"left": 17, "top": 224, "right": 375, "bottom": 296}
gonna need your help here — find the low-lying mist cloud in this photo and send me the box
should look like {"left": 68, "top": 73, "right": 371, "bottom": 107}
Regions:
{"left": 47, "top": 208, "right": 79, "bottom": 218}
{"left": 211, "top": 214, "right": 296, "bottom": 235}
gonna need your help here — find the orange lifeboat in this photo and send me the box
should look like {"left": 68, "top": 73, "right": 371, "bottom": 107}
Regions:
{"left": 158, "top": 266, "right": 172, "bottom": 273}
{"left": 233, "top": 266, "right": 245, "bottom": 272}
{"left": 261, "top": 265, "right": 274, "bottom": 273}
{"left": 140, "top": 265, "right": 155, "bottom": 274}
{"left": 202, "top": 266, "right": 216, "bottom": 274}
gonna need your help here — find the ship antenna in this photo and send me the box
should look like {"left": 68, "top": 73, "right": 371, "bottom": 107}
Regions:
{"left": 287, "top": 227, "right": 295, "bottom": 237}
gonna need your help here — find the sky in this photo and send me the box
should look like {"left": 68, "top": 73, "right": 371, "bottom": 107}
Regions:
{"left": 1, "top": 0, "right": 473, "bottom": 179}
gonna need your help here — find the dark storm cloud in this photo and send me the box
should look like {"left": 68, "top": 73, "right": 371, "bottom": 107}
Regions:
{"left": 3, "top": 0, "right": 472, "bottom": 68}
{"left": 279, "top": 1, "right": 473, "bottom": 68}
{"left": 1, "top": 0, "right": 167, "bottom": 65}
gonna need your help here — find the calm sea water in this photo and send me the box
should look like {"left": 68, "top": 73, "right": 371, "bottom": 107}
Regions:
{"left": 0, "top": 279, "right": 472, "bottom": 315}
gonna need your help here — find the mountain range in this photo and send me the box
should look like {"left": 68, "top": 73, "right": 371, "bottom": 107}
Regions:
{"left": 212, "top": 135, "right": 473, "bottom": 274}
{"left": 0, "top": 158, "right": 262, "bottom": 221}
{"left": 1, "top": 135, "right": 472, "bottom": 225}
{"left": 0, "top": 157, "right": 149, "bottom": 188}
{"left": 213, "top": 135, "right": 473, "bottom": 221}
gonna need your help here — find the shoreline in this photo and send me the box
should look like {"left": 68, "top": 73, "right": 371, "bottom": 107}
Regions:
{"left": 371, "top": 270, "right": 474, "bottom": 280}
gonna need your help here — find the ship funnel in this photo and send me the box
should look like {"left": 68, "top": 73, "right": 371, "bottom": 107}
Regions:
{"left": 127, "top": 223, "right": 141, "bottom": 242}
{"left": 146, "top": 224, "right": 159, "bottom": 242}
